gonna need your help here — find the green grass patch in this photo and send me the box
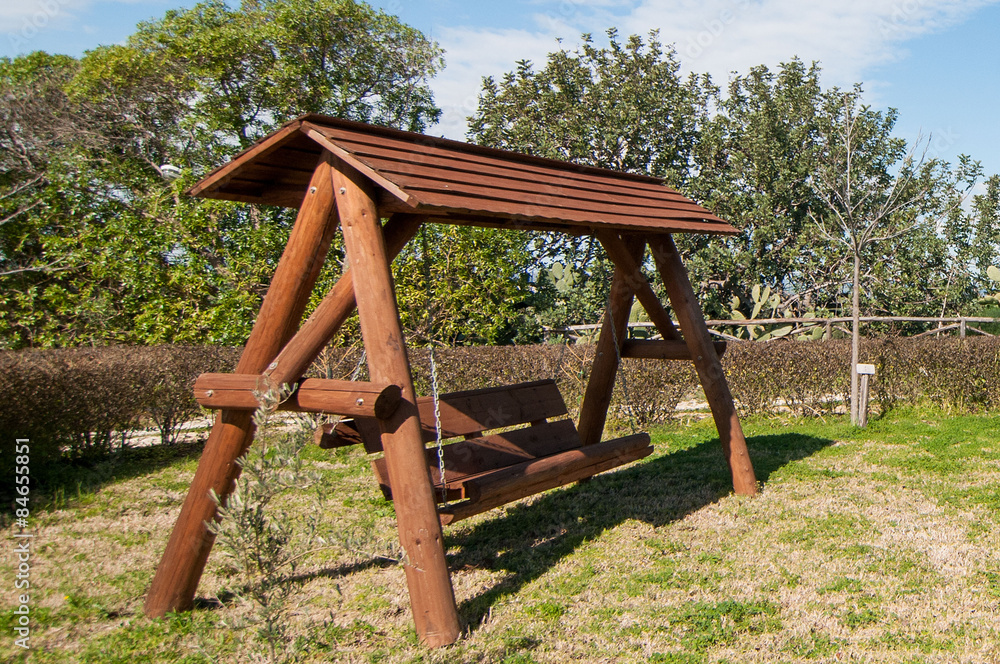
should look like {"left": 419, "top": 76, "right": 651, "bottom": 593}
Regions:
{"left": 669, "top": 600, "right": 782, "bottom": 652}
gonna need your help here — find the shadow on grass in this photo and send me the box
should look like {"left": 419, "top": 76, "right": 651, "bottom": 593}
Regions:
{"left": 446, "top": 430, "right": 834, "bottom": 631}
{"left": 24, "top": 439, "right": 207, "bottom": 509}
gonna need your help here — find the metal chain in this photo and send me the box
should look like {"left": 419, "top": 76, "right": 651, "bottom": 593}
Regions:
{"left": 419, "top": 224, "right": 448, "bottom": 505}
{"left": 428, "top": 344, "right": 448, "bottom": 505}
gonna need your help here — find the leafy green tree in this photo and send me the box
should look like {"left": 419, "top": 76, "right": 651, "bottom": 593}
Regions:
{"left": 468, "top": 29, "right": 711, "bottom": 328}
{"left": 392, "top": 224, "right": 539, "bottom": 346}
{"left": 688, "top": 59, "right": 834, "bottom": 317}
{"left": 0, "top": 0, "right": 445, "bottom": 348}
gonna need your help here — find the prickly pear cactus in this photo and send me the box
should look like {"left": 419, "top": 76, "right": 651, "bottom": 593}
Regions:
{"left": 548, "top": 263, "right": 576, "bottom": 294}
{"left": 978, "top": 265, "right": 1000, "bottom": 306}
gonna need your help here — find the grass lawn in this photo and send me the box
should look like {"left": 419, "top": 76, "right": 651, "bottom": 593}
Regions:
{"left": 4, "top": 409, "right": 1000, "bottom": 663}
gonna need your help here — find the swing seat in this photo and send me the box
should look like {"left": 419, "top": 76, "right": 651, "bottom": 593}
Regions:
{"left": 317, "top": 379, "right": 653, "bottom": 525}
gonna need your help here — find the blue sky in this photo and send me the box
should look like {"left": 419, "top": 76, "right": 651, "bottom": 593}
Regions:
{"left": 3, "top": 0, "right": 999, "bottom": 177}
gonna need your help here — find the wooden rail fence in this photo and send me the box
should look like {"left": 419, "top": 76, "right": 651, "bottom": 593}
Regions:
{"left": 547, "top": 316, "right": 1000, "bottom": 342}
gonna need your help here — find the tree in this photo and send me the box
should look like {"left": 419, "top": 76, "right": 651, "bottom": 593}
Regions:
{"left": 808, "top": 87, "right": 980, "bottom": 424}
{"left": 0, "top": 0, "right": 445, "bottom": 348}
{"left": 689, "top": 59, "right": 838, "bottom": 318}
{"left": 468, "top": 29, "right": 712, "bottom": 327}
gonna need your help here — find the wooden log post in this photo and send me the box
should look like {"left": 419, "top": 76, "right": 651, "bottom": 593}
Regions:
{"left": 576, "top": 236, "right": 646, "bottom": 448}
{"left": 331, "top": 160, "right": 461, "bottom": 647}
{"left": 145, "top": 153, "right": 342, "bottom": 617}
{"left": 649, "top": 235, "right": 758, "bottom": 496}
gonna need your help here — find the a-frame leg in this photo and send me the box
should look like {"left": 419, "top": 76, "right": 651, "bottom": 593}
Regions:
{"left": 650, "top": 235, "right": 757, "bottom": 496}
{"left": 145, "top": 153, "right": 343, "bottom": 617}
{"left": 577, "top": 236, "right": 646, "bottom": 447}
{"left": 331, "top": 161, "right": 461, "bottom": 646}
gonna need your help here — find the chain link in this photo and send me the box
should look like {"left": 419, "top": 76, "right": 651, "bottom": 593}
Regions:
{"left": 429, "top": 345, "right": 448, "bottom": 505}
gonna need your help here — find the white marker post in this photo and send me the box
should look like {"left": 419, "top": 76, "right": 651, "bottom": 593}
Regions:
{"left": 856, "top": 363, "right": 876, "bottom": 428}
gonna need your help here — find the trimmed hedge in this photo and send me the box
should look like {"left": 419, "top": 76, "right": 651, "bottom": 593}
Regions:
{"left": 0, "top": 346, "right": 240, "bottom": 472}
{"left": 3, "top": 337, "right": 999, "bottom": 484}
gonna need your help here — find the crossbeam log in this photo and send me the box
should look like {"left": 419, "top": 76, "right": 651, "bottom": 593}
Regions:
{"left": 193, "top": 373, "right": 403, "bottom": 420}
{"left": 621, "top": 339, "right": 727, "bottom": 361}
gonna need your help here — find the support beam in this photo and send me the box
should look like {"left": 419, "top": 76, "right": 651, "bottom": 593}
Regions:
{"left": 193, "top": 374, "right": 403, "bottom": 420}
{"left": 576, "top": 236, "right": 646, "bottom": 448}
{"left": 649, "top": 235, "right": 757, "bottom": 496}
{"left": 145, "top": 153, "right": 342, "bottom": 618}
{"left": 265, "top": 213, "right": 424, "bottom": 387}
{"left": 597, "top": 231, "right": 681, "bottom": 341}
{"left": 621, "top": 339, "right": 727, "bottom": 361}
{"left": 332, "top": 159, "right": 461, "bottom": 647}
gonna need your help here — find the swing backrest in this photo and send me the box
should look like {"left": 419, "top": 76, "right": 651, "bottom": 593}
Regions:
{"left": 320, "top": 380, "right": 576, "bottom": 489}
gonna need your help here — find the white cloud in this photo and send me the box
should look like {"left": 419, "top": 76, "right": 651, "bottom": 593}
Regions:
{"left": 431, "top": 25, "right": 574, "bottom": 139}
{"left": 425, "top": 0, "right": 1000, "bottom": 138}
{"left": 622, "top": 0, "right": 997, "bottom": 87}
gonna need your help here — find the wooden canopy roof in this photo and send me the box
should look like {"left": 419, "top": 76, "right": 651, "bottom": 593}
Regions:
{"left": 190, "top": 114, "right": 736, "bottom": 236}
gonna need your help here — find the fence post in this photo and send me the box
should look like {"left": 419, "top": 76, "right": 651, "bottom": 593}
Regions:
{"left": 856, "top": 363, "right": 876, "bottom": 428}
{"left": 960, "top": 318, "right": 967, "bottom": 339}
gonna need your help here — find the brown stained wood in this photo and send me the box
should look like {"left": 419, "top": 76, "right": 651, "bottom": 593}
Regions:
{"left": 418, "top": 380, "right": 567, "bottom": 439}
{"left": 332, "top": 140, "right": 700, "bottom": 206}
{"left": 303, "top": 124, "right": 416, "bottom": 207}
{"left": 332, "top": 158, "right": 460, "bottom": 647}
{"left": 192, "top": 115, "right": 738, "bottom": 237}
{"left": 297, "top": 379, "right": 402, "bottom": 419}
{"left": 376, "top": 202, "right": 728, "bottom": 237}
{"left": 371, "top": 419, "right": 582, "bottom": 498}
{"left": 336, "top": 154, "right": 714, "bottom": 218}
{"left": 201, "top": 186, "right": 309, "bottom": 209}
{"left": 597, "top": 231, "right": 681, "bottom": 341}
{"left": 576, "top": 237, "right": 646, "bottom": 448}
{"left": 438, "top": 433, "right": 653, "bottom": 525}
{"left": 392, "top": 181, "right": 723, "bottom": 224}
{"left": 621, "top": 339, "right": 727, "bottom": 361}
{"left": 323, "top": 379, "right": 568, "bottom": 452}
{"left": 193, "top": 373, "right": 402, "bottom": 419}
{"left": 650, "top": 235, "right": 758, "bottom": 496}
{"left": 317, "top": 124, "right": 680, "bottom": 193}
{"left": 188, "top": 123, "right": 303, "bottom": 199}
{"left": 395, "top": 188, "right": 729, "bottom": 232}
{"left": 145, "top": 152, "right": 342, "bottom": 619}
{"left": 265, "top": 214, "right": 424, "bottom": 387}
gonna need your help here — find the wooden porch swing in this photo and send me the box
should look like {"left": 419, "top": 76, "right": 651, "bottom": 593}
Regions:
{"left": 143, "top": 115, "right": 758, "bottom": 647}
